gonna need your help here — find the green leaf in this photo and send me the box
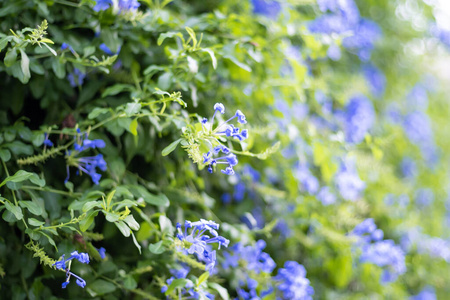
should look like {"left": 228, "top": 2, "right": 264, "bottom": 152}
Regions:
{"left": 28, "top": 218, "right": 45, "bottom": 227}
{"left": 149, "top": 240, "right": 165, "bottom": 254}
{"left": 51, "top": 58, "right": 65, "bottom": 79}
{"left": 131, "top": 231, "right": 141, "bottom": 254}
{"left": 129, "top": 118, "right": 138, "bottom": 136}
{"left": 0, "top": 36, "right": 11, "bottom": 52}
{"left": 29, "top": 174, "right": 45, "bottom": 187}
{"left": 0, "top": 170, "right": 33, "bottom": 188}
{"left": 159, "top": 215, "right": 174, "bottom": 235}
{"left": 19, "top": 49, "right": 30, "bottom": 83}
{"left": 105, "top": 211, "right": 120, "bottom": 222}
{"left": 123, "top": 276, "right": 137, "bottom": 290}
{"left": 185, "top": 27, "right": 197, "bottom": 48}
{"left": 224, "top": 55, "right": 251, "bottom": 72}
{"left": 106, "top": 189, "right": 116, "bottom": 211}
{"left": 0, "top": 149, "right": 11, "bottom": 162}
{"left": 101, "top": 84, "right": 133, "bottom": 98}
{"left": 165, "top": 278, "right": 188, "bottom": 295}
{"left": 144, "top": 193, "right": 170, "bottom": 207}
{"left": 209, "top": 283, "right": 230, "bottom": 300}
{"left": 124, "top": 215, "right": 140, "bottom": 231}
{"left": 82, "top": 201, "right": 103, "bottom": 212}
{"left": 161, "top": 138, "right": 182, "bottom": 156}
{"left": 43, "top": 43, "right": 57, "bottom": 56}
{"left": 83, "top": 46, "right": 95, "bottom": 57}
{"left": 79, "top": 211, "right": 99, "bottom": 232}
{"left": 115, "top": 221, "right": 130, "bottom": 237}
{"left": 4, "top": 48, "right": 17, "bottom": 67}
{"left": 19, "top": 200, "right": 43, "bottom": 216}
{"left": 202, "top": 48, "right": 217, "bottom": 69}
{"left": 157, "top": 32, "right": 184, "bottom": 46}
{"left": 197, "top": 271, "right": 209, "bottom": 286}
{"left": 4, "top": 202, "right": 23, "bottom": 220}
{"left": 89, "top": 279, "right": 117, "bottom": 295}
{"left": 125, "top": 102, "right": 141, "bottom": 116}
{"left": 88, "top": 108, "right": 109, "bottom": 119}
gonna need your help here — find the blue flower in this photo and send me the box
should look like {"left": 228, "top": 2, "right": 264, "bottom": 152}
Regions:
{"left": 214, "top": 102, "right": 225, "bottom": 114}
{"left": 251, "top": 0, "right": 281, "bottom": 19}
{"left": 296, "top": 164, "right": 319, "bottom": 195}
{"left": 43, "top": 133, "right": 54, "bottom": 147}
{"left": 100, "top": 43, "right": 121, "bottom": 55}
{"left": 67, "top": 68, "right": 86, "bottom": 87}
{"left": 223, "top": 240, "right": 276, "bottom": 274}
{"left": 335, "top": 158, "right": 365, "bottom": 201}
{"left": 415, "top": 188, "right": 434, "bottom": 208}
{"left": 176, "top": 219, "right": 229, "bottom": 272}
{"left": 407, "top": 85, "right": 428, "bottom": 111}
{"left": 235, "top": 110, "right": 247, "bottom": 124}
{"left": 97, "top": 247, "right": 106, "bottom": 259}
{"left": 410, "top": 286, "right": 437, "bottom": 300}
{"left": 275, "top": 261, "right": 314, "bottom": 300}
{"left": 363, "top": 64, "right": 386, "bottom": 98}
{"left": 61, "top": 43, "right": 75, "bottom": 54}
{"left": 342, "top": 19, "right": 381, "bottom": 61}
{"left": 343, "top": 95, "right": 375, "bottom": 144}
{"left": 359, "top": 240, "right": 406, "bottom": 283}
{"left": 93, "top": 0, "right": 113, "bottom": 12}
{"left": 118, "top": 0, "right": 140, "bottom": 12}
{"left": 317, "top": 187, "right": 336, "bottom": 205}
{"left": 400, "top": 157, "right": 417, "bottom": 179}
{"left": 53, "top": 251, "right": 90, "bottom": 289}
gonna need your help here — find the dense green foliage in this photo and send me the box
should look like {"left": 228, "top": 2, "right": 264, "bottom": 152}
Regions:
{"left": 0, "top": 0, "right": 449, "bottom": 299}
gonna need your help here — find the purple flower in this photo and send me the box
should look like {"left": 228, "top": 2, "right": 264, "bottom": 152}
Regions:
{"left": 335, "top": 159, "right": 365, "bottom": 201}
{"left": 43, "top": 133, "right": 54, "bottom": 147}
{"left": 275, "top": 261, "right": 314, "bottom": 300}
{"left": 223, "top": 240, "right": 276, "bottom": 274}
{"left": 343, "top": 95, "right": 375, "bottom": 144}
{"left": 214, "top": 103, "right": 225, "bottom": 114}
{"left": 97, "top": 247, "right": 106, "bottom": 259}
{"left": 100, "top": 43, "right": 121, "bottom": 55}
{"left": 251, "top": 0, "right": 281, "bottom": 19}
{"left": 176, "top": 219, "right": 229, "bottom": 272}
{"left": 53, "top": 251, "right": 90, "bottom": 289}
{"left": 363, "top": 64, "right": 386, "bottom": 98}
{"left": 410, "top": 286, "right": 437, "bottom": 300}
{"left": 342, "top": 19, "right": 381, "bottom": 61}
{"left": 118, "top": 0, "right": 140, "bottom": 12}
{"left": 67, "top": 68, "right": 86, "bottom": 87}
{"left": 317, "top": 186, "right": 336, "bottom": 205}
{"left": 296, "top": 164, "right": 319, "bottom": 195}
{"left": 93, "top": 0, "right": 113, "bottom": 12}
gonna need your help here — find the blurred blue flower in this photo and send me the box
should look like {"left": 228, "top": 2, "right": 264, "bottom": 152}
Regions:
{"left": 317, "top": 186, "right": 336, "bottom": 205}
{"left": 93, "top": 0, "right": 112, "bottom": 12}
{"left": 410, "top": 286, "right": 437, "bottom": 300}
{"left": 415, "top": 188, "right": 434, "bottom": 208}
{"left": 100, "top": 43, "right": 121, "bottom": 55}
{"left": 97, "top": 247, "right": 106, "bottom": 259}
{"left": 401, "top": 157, "right": 417, "bottom": 179}
{"left": 296, "top": 164, "right": 319, "bottom": 195}
{"left": 335, "top": 159, "right": 365, "bottom": 201}
{"left": 360, "top": 240, "right": 406, "bottom": 283}
{"left": 363, "top": 64, "right": 386, "bottom": 98}
{"left": 223, "top": 240, "right": 276, "bottom": 274}
{"left": 43, "top": 133, "right": 53, "bottom": 147}
{"left": 67, "top": 68, "right": 86, "bottom": 87}
{"left": 343, "top": 95, "right": 375, "bottom": 144}
{"left": 118, "top": 0, "right": 140, "bottom": 12}
{"left": 275, "top": 261, "right": 314, "bottom": 300}
{"left": 342, "top": 19, "right": 381, "bottom": 61}
{"left": 251, "top": 0, "right": 281, "bottom": 19}
{"left": 407, "top": 85, "right": 428, "bottom": 111}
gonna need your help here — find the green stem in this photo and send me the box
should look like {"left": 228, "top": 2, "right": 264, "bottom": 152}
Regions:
{"left": 22, "top": 185, "right": 81, "bottom": 197}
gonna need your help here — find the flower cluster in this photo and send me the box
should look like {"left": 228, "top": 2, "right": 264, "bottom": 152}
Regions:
{"left": 310, "top": 0, "right": 381, "bottom": 61}
{"left": 335, "top": 158, "right": 365, "bottom": 201}
{"left": 363, "top": 64, "right": 386, "bottom": 98}
{"left": 222, "top": 240, "right": 276, "bottom": 274}
{"left": 352, "top": 219, "right": 406, "bottom": 283}
{"left": 221, "top": 164, "right": 261, "bottom": 204}
{"left": 93, "top": 0, "right": 140, "bottom": 13}
{"left": 201, "top": 103, "right": 248, "bottom": 175}
{"left": 161, "top": 265, "right": 215, "bottom": 299}
{"left": 176, "top": 219, "right": 229, "bottom": 272}
{"left": 65, "top": 130, "right": 107, "bottom": 185}
{"left": 275, "top": 261, "right": 315, "bottom": 300}
{"left": 342, "top": 95, "right": 375, "bottom": 144}
{"left": 53, "top": 251, "right": 90, "bottom": 288}
{"left": 251, "top": 0, "right": 281, "bottom": 19}
{"left": 236, "top": 278, "right": 273, "bottom": 300}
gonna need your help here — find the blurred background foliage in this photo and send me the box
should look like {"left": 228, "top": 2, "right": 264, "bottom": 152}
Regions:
{"left": 0, "top": 0, "right": 449, "bottom": 299}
